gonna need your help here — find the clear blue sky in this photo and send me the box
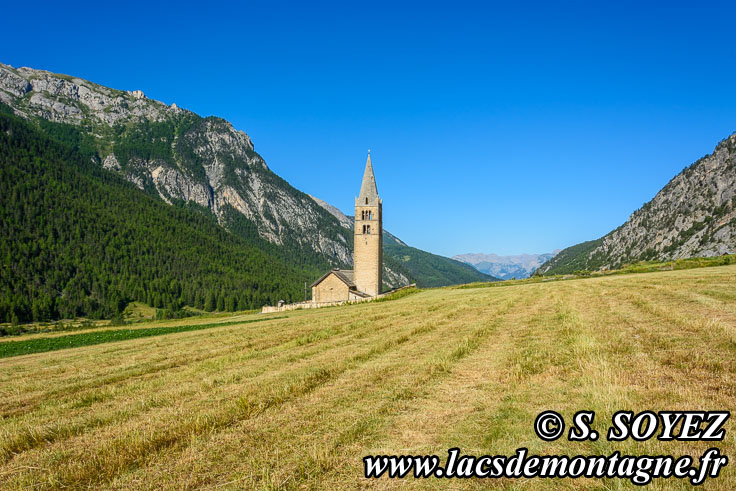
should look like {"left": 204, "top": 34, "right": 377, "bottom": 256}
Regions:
{"left": 3, "top": 1, "right": 735, "bottom": 256}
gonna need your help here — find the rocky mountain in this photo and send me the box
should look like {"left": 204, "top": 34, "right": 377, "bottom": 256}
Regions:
{"left": 0, "top": 108, "right": 319, "bottom": 322}
{"left": 0, "top": 61, "right": 490, "bottom": 292}
{"left": 309, "top": 197, "right": 497, "bottom": 287}
{"left": 453, "top": 252, "right": 559, "bottom": 280}
{"left": 308, "top": 195, "right": 354, "bottom": 230}
{"left": 537, "top": 133, "right": 736, "bottom": 275}
{"left": 0, "top": 62, "right": 359, "bottom": 268}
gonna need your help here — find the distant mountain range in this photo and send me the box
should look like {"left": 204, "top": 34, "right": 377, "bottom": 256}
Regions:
{"left": 536, "top": 133, "right": 736, "bottom": 275}
{"left": 453, "top": 252, "right": 559, "bottom": 280}
{"left": 0, "top": 62, "right": 494, "bottom": 322}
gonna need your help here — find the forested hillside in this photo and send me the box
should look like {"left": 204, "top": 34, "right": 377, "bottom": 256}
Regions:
{"left": 533, "top": 240, "right": 603, "bottom": 276}
{"left": 0, "top": 108, "right": 325, "bottom": 323}
{"left": 0, "top": 62, "right": 499, "bottom": 324}
{"left": 0, "top": 62, "right": 358, "bottom": 270}
{"left": 1, "top": 62, "right": 492, "bottom": 296}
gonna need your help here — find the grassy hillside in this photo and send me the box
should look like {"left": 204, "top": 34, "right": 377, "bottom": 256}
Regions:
{"left": 1, "top": 265, "right": 734, "bottom": 488}
{"left": 532, "top": 238, "right": 604, "bottom": 275}
{"left": 384, "top": 242, "right": 497, "bottom": 287}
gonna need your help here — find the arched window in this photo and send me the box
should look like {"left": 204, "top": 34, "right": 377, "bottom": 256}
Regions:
{"left": 368, "top": 211, "right": 372, "bottom": 220}
{"left": 366, "top": 225, "right": 371, "bottom": 234}
{"left": 365, "top": 197, "right": 368, "bottom": 204}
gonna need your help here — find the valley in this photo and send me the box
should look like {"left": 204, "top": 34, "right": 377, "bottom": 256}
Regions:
{"left": 3, "top": 5, "right": 736, "bottom": 489}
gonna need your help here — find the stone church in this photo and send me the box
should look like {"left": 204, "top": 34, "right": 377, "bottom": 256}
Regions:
{"left": 311, "top": 153, "right": 383, "bottom": 302}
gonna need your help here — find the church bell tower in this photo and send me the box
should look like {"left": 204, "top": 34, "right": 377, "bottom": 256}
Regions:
{"left": 354, "top": 152, "right": 382, "bottom": 296}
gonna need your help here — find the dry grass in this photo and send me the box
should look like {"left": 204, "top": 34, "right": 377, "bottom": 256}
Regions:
{"left": 1, "top": 266, "right": 735, "bottom": 488}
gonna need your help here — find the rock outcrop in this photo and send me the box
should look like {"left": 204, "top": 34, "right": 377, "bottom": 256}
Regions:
{"left": 537, "top": 133, "right": 736, "bottom": 274}
{"left": 0, "top": 62, "right": 355, "bottom": 268}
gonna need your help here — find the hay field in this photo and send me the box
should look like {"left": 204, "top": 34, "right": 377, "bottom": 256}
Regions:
{"left": 1, "top": 266, "right": 735, "bottom": 488}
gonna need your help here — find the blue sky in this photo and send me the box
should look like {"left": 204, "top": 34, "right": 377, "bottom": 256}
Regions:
{"left": 3, "top": 1, "right": 735, "bottom": 256}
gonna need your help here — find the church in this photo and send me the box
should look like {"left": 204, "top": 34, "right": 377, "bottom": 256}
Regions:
{"left": 311, "top": 153, "right": 383, "bottom": 303}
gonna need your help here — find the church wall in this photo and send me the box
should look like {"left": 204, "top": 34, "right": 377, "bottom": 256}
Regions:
{"left": 312, "top": 273, "right": 351, "bottom": 303}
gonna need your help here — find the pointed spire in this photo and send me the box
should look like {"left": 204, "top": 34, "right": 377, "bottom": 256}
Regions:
{"left": 358, "top": 151, "right": 379, "bottom": 203}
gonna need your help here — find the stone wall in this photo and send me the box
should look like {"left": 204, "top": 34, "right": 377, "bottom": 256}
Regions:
{"left": 261, "top": 284, "right": 415, "bottom": 314}
{"left": 261, "top": 296, "right": 369, "bottom": 313}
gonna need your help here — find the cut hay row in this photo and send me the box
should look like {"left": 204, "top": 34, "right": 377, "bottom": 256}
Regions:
{"left": 0, "top": 265, "right": 734, "bottom": 488}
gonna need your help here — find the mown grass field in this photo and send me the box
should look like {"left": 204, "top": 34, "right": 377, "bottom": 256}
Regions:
{"left": 1, "top": 265, "right": 735, "bottom": 488}
{"left": 0, "top": 317, "right": 286, "bottom": 358}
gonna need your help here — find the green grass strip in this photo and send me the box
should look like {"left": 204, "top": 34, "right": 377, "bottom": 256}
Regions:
{"left": 0, "top": 317, "right": 286, "bottom": 359}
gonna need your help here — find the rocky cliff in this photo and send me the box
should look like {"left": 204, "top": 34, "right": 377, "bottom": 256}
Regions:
{"left": 0, "top": 63, "right": 358, "bottom": 265}
{"left": 537, "top": 133, "right": 736, "bottom": 274}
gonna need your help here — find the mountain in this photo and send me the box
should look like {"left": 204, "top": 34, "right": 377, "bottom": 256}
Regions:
{"left": 0, "top": 107, "right": 321, "bottom": 323}
{"left": 309, "top": 197, "right": 498, "bottom": 287}
{"left": 537, "top": 133, "right": 736, "bottom": 275}
{"left": 453, "top": 252, "right": 559, "bottom": 280}
{"left": 0, "top": 62, "right": 355, "bottom": 266}
{"left": 0, "top": 61, "right": 493, "bottom": 321}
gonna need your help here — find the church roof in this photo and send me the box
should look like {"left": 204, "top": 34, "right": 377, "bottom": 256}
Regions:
{"left": 311, "top": 269, "right": 356, "bottom": 288}
{"left": 357, "top": 153, "right": 379, "bottom": 203}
